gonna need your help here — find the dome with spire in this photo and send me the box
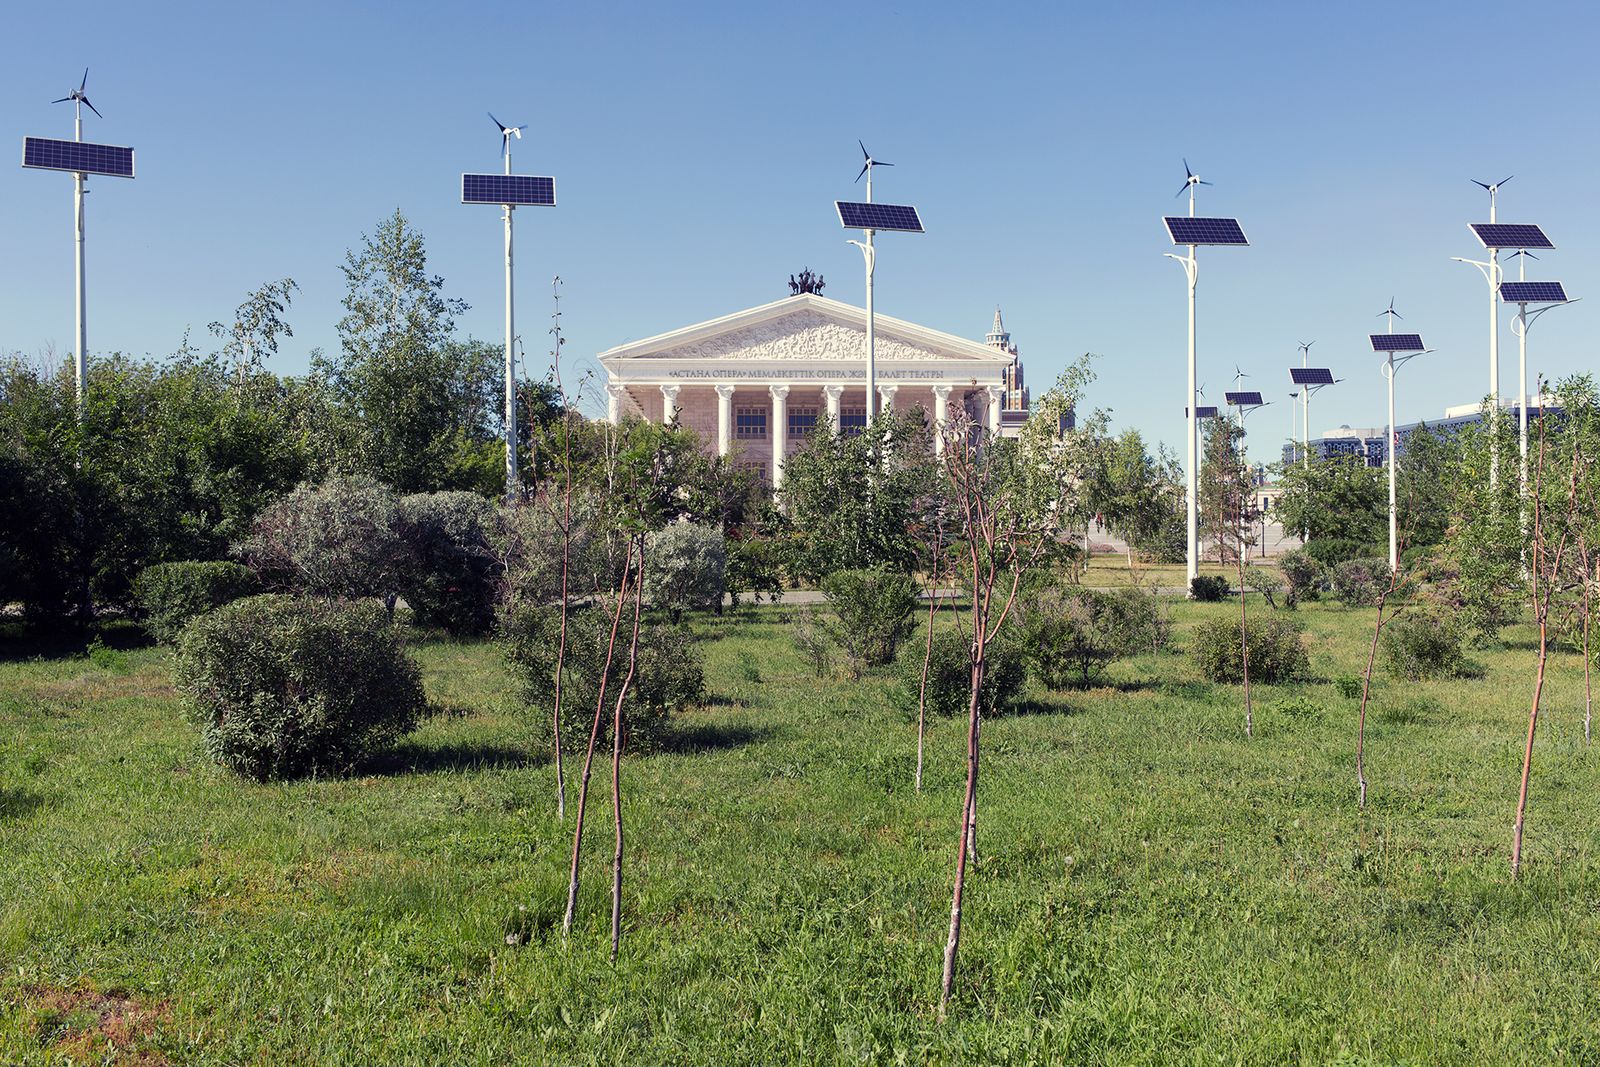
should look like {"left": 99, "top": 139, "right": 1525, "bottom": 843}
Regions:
{"left": 986, "top": 307, "right": 1010, "bottom": 350}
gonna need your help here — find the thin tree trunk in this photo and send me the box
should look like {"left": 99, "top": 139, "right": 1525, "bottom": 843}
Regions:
{"left": 562, "top": 541, "right": 634, "bottom": 940}
{"left": 940, "top": 637, "right": 986, "bottom": 1015}
{"left": 1236, "top": 498, "right": 1252, "bottom": 737}
{"left": 610, "top": 535, "right": 646, "bottom": 962}
{"left": 1584, "top": 553, "right": 1594, "bottom": 747}
{"left": 552, "top": 473, "right": 573, "bottom": 819}
{"left": 1511, "top": 619, "right": 1550, "bottom": 877}
{"left": 966, "top": 707, "right": 980, "bottom": 867}
{"left": 916, "top": 529, "right": 942, "bottom": 792}
{"left": 1355, "top": 591, "right": 1389, "bottom": 811}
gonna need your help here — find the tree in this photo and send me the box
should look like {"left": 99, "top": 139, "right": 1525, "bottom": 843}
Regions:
{"left": 1098, "top": 428, "right": 1185, "bottom": 564}
{"left": 1270, "top": 453, "right": 1385, "bottom": 547}
{"left": 208, "top": 278, "right": 299, "bottom": 383}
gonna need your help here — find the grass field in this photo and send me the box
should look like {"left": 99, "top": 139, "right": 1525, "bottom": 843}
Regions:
{"left": 3, "top": 595, "right": 1600, "bottom": 1064}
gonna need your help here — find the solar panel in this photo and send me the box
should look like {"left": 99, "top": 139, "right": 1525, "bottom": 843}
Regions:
{"left": 1163, "top": 217, "right": 1248, "bottom": 245}
{"left": 461, "top": 173, "right": 556, "bottom": 206}
{"left": 1369, "top": 334, "right": 1425, "bottom": 352}
{"left": 1500, "top": 281, "right": 1568, "bottom": 304}
{"left": 836, "top": 201, "right": 924, "bottom": 233}
{"left": 21, "top": 136, "right": 135, "bottom": 178}
{"left": 1225, "top": 391, "right": 1264, "bottom": 406}
{"left": 1469, "top": 223, "right": 1553, "bottom": 249}
{"left": 1289, "top": 368, "right": 1335, "bottom": 385}
{"left": 1187, "top": 406, "right": 1219, "bottom": 419}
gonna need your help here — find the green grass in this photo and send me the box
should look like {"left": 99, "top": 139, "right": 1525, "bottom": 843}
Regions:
{"left": 2, "top": 600, "right": 1599, "bottom": 1064}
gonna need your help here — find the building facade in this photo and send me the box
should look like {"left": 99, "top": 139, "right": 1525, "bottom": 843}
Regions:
{"left": 598, "top": 294, "right": 1026, "bottom": 486}
{"left": 1281, "top": 398, "right": 1560, "bottom": 469}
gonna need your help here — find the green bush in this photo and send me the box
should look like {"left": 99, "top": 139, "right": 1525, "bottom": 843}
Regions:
{"left": 1276, "top": 548, "right": 1323, "bottom": 607}
{"left": 132, "top": 560, "right": 259, "bottom": 643}
{"left": 173, "top": 594, "right": 427, "bottom": 780}
{"left": 821, "top": 566, "right": 919, "bottom": 673}
{"left": 236, "top": 476, "right": 409, "bottom": 608}
{"left": 893, "top": 627, "right": 1026, "bottom": 719}
{"left": 398, "top": 491, "right": 499, "bottom": 635}
{"left": 1381, "top": 611, "right": 1477, "bottom": 680}
{"left": 501, "top": 603, "right": 705, "bottom": 754}
{"left": 1189, "top": 574, "right": 1231, "bottom": 602}
{"left": 1243, "top": 567, "right": 1285, "bottom": 609}
{"left": 1333, "top": 557, "right": 1389, "bottom": 606}
{"left": 1191, "top": 615, "right": 1310, "bottom": 684}
{"left": 643, "top": 523, "right": 726, "bottom": 620}
{"left": 1303, "top": 538, "right": 1377, "bottom": 567}
{"left": 1018, "top": 586, "right": 1167, "bottom": 689}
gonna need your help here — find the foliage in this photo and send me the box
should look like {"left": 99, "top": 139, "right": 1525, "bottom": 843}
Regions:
{"left": 1381, "top": 611, "right": 1478, "bottom": 680}
{"left": 1272, "top": 456, "right": 1386, "bottom": 545}
{"left": 1017, "top": 586, "right": 1166, "bottom": 689}
{"left": 173, "top": 594, "right": 426, "bottom": 780}
{"left": 790, "top": 605, "right": 833, "bottom": 678}
{"left": 500, "top": 603, "right": 704, "bottom": 754}
{"left": 132, "top": 561, "right": 259, "bottom": 643}
{"left": 1277, "top": 548, "right": 1324, "bottom": 606}
{"left": 1243, "top": 566, "right": 1285, "bottom": 608}
{"left": 1332, "top": 557, "right": 1389, "bottom": 607}
{"left": 236, "top": 476, "right": 409, "bottom": 608}
{"left": 643, "top": 523, "right": 727, "bottom": 619}
{"left": 1096, "top": 428, "right": 1186, "bottom": 563}
{"left": 1191, "top": 615, "right": 1310, "bottom": 684}
{"left": 779, "top": 410, "right": 937, "bottom": 583}
{"left": 820, "top": 567, "right": 920, "bottom": 673}
{"left": 1189, "top": 574, "right": 1230, "bottom": 602}
{"left": 1301, "top": 537, "right": 1377, "bottom": 567}
{"left": 398, "top": 491, "right": 500, "bottom": 634}
{"left": 894, "top": 627, "right": 1025, "bottom": 718}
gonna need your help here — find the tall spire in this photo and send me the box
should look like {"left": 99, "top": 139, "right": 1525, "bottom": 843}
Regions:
{"left": 986, "top": 306, "right": 1009, "bottom": 349}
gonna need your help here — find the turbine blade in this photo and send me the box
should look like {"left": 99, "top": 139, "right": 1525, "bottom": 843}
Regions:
{"left": 488, "top": 111, "right": 507, "bottom": 131}
{"left": 51, "top": 95, "right": 71, "bottom": 103}
{"left": 876, "top": 160, "right": 894, "bottom": 167}
{"left": 1199, "top": 179, "right": 1213, "bottom": 186}
{"left": 1499, "top": 174, "right": 1514, "bottom": 187}
{"left": 1184, "top": 158, "right": 1193, "bottom": 178}
{"left": 1175, "top": 184, "right": 1189, "bottom": 198}
{"left": 856, "top": 160, "right": 870, "bottom": 183}
{"left": 83, "top": 97, "right": 102, "bottom": 119}
{"left": 1472, "top": 180, "right": 1490, "bottom": 190}
{"left": 859, "top": 139, "right": 869, "bottom": 160}
{"left": 80, "top": 68, "right": 88, "bottom": 92}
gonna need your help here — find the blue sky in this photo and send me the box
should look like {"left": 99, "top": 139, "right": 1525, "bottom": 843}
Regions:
{"left": 3, "top": 0, "right": 1597, "bottom": 463}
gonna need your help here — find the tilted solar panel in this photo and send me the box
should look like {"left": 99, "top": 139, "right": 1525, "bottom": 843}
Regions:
{"left": 1188, "top": 406, "right": 1219, "bottom": 419}
{"left": 1163, "top": 217, "right": 1248, "bottom": 245}
{"left": 461, "top": 174, "right": 556, "bottom": 206}
{"left": 836, "top": 201, "right": 924, "bottom": 233}
{"left": 1369, "top": 334, "right": 1425, "bottom": 352}
{"left": 22, "top": 136, "right": 134, "bottom": 178}
{"left": 1500, "top": 281, "right": 1568, "bottom": 304}
{"left": 1469, "top": 223, "right": 1553, "bottom": 249}
{"left": 1289, "top": 368, "right": 1335, "bottom": 385}
{"left": 1225, "top": 391, "right": 1264, "bottom": 406}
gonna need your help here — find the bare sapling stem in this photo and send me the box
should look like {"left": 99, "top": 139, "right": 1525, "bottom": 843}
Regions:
{"left": 940, "top": 630, "right": 985, "bottom": 1015}
{"left": 916, "top": 523, "right": 942, "bottom": 793}
{"left": 1355, "top": 568, "right": 1401, "bottom": 810}
{"left": 610, "top": 533, "right": 646, "bottom": 962}
{"left": 563, "top": 538, "right": 635, "bottom": 939}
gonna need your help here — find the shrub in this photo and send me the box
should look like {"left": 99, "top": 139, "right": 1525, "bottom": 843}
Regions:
{"left": 1381, "top": 611, "right": 1477, "bottom": 680}
{"left": 1333, "top": 557, "right": 1389, "bottom": 606}
{"left": 235, "top": 476, "right": 409, "bottom": 609}
{"left": 1191, "top": 615, "right": 1310, "bottom": 684}
{"left": 173, "top": 594, "right": 427, "bottom": 780}
{"left": 1243, "top": 566, "right": 1284, "bottom": 609}
{"left": 893, "top": 627, "right": 1026, "bottom": 719}
{"left": 1302, "top": 538, "right": 1372, "bottom": 567}
{"left": 492, "top": 492, "right": 603, "bottom": 610}
{"left": 1018, "top": 586, "right": 1166, "bottom": 689}
{"left": 791, "top": 605, "right": 833, "bottom": 678}
{"left": 643, "top": 523, "right": 727, "bottom": 620}
{"left": 132, "top": 560, "right": 259, "bottom": 642}
{"left": 501, "top": 603, "right": 705, "bottom": 754}
{"left": 1189, "top": 574, "right": 1230, "bottom": 602}
{"left": 398, "top": 491, "right": 499, "bottom": 635}
{"left": 821, "top": 566, "right": 919, "bottom": 673}
{"left": 1276, "top": 548, "right": 1323, "bottom": 607}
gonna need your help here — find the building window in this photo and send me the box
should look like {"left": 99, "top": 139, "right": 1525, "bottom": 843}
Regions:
{"left": 737, "top": 460, "right": 769, "bottom": 485}
{"left": 735, "top": 407, "right": 767, "bottom": 439}
{"left": 788, "top": 406, "right": 818, "bottom": 438}
{"left": 840, "top": 407, "right": 867, "bottom": 435}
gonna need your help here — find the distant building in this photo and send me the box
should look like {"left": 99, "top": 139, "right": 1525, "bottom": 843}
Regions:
{"left": 1282, "top": 397, "right": 1560, "bottom": 468}
{"left": 987, "top": 307, "right": 1032, "bottom": 437}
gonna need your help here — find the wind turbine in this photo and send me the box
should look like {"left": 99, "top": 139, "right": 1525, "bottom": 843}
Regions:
{"left": 489, "top": 113, "right": 524, "bottom": 155}
{"left": 1232, "top": 364, "right": 1250, "bottom": 392}
{"left": 856, "top": 140, "right": 892, "bottom": 186}
{"left": 1175, "top": 158, "right": 1211, "bottom": 211}
{"left": 1472, "top": 175, "right": 1514, "bottom": 215}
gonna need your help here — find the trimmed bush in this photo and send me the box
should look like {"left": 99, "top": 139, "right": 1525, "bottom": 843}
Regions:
{"left": 1191, "top": 615, "right": 1310, "bottom": 683}
{"left": 821, "top": 566, "right": 919, "bottom": 673}
{"left": 1381, "top": 611, "right": 1477, "bottom": 680}
{"left": 894, "top": 627, "right": 1026, "bottom": 719}
{"left": 501, "top": 603, "right": 705, "bottom": 754}
{"left": 1276, "top": 548, "right": 1323, "bottom": 607}
{"left": 236, "top": 476, "right": 409, "bottom": 608}
{"left": 132, "top": 560, "right": 258, "bottom": 642}
{"left": 174, "top": 594, "right": 427, "bottom": 780}
{"left": 1189, "top": 574, "right": 1230, "bottom": 602}
{"left": 398, "top": 491, "right": 499, "bottom": 635}
{"left": 643, "top": 523, "right": 727, "bottom": 620}
{"left": 1018, "top": 586, "right": 1167, "bottom": 689}
{"left": 1333, "top": 557, "right": 1389, "bottom": 606}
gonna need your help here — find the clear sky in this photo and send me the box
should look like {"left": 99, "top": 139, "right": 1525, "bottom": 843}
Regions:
{"left": 3, "top": 0, "right": 1597, "bottom": 463}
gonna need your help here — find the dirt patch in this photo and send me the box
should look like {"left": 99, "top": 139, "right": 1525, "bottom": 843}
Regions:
{"left": 22, "top": 981, "right": 172, "bottom": 1064}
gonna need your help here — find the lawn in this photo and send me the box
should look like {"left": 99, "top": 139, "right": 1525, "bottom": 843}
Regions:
{"left": 2, "top": 597, "right": 1599, "bottom": 1064}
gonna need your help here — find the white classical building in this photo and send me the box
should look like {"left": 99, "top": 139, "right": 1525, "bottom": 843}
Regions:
{"left": 597, "top": 293, "right": 1026, "bottom": 487}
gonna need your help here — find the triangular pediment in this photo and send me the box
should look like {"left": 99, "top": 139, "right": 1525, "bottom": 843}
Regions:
{"left": 597, "top": 294, "right": 1012, "bottom": 367}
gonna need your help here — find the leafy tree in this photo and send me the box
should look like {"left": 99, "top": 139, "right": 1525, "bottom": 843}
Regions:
{"left": 1271, "top": 454, "right": 1386, "bottom": 547}
{"left": 1097, "top": 428, "right": 1185, "bottom": 564}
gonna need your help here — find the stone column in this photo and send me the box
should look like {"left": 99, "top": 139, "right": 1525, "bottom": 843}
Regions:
{"left": 878, "top": 384, "right": 898, "bottom": 415}
{"left": 932, "top": 384, "right": 952, "bottom": 458}
{"left": 606, "top": 382, "right": 623, "bottom": 425}
{"left": 986, "top": 385, "right": 1003, "bottom": 439}
{"left": 714, "top": 384, "right": 736, "bottom": 457}
{"left": 769, "top": 385, "right": 790, "bottom": 489}
{"left": 660, "top": 383, "right": 681, "bottom": 425}
{"left": 822, "top": 384, "right": 844, "bottom": 436}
